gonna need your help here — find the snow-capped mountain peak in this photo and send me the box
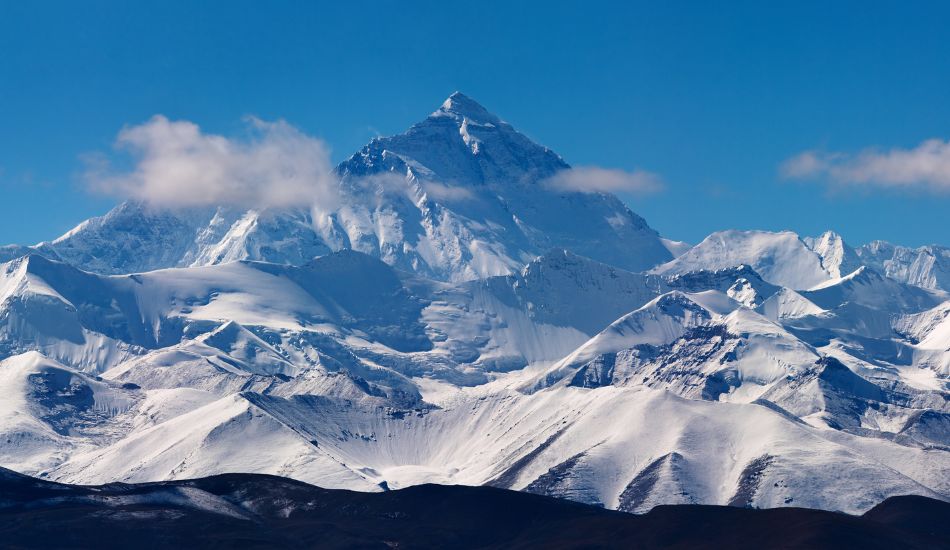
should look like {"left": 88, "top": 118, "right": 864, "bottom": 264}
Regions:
{"left": 3, "top": 94, "right": 672, "bottom": 280}
{"left": 340, "top": 92, "right": 568, "bottom": 188}
{"left": 653, "top": 230, "right": 833, "bottom": 290}
{"left": 805, "top": 230, "right": 863, "bottom": 279}
{"left": 855, "top": 240, "right": 950, "bottom": 292}
{"left": 436, "top": 91, "right": 503, "bottom": 125}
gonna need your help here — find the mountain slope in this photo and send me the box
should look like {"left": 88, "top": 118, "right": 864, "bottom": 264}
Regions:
{"left": 801, "top": 266, "right": 948, "bottom": 314}
{"left": 2, "top": 469, "right": 947, "bottom": 550}
{"left": 653, "top": 230, "right": 832, "bottom": 290}
{"left": 42, "top": 382, "right": 950, "bottom": 514}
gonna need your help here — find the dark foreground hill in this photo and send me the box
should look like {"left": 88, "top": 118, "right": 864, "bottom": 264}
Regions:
{"left": 0, "top": 468, "right": 946, "bottom": 549}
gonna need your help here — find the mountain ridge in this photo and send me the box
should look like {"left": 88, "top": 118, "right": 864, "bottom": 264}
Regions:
{"left": 2, "top": 468, "right": 947, "bottom": 550}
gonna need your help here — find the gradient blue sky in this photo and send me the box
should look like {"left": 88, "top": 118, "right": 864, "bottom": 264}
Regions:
{"left": 2, "top": 1, "right": 949, "bottom": 247}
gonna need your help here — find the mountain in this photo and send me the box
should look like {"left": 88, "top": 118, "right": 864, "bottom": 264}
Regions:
{"left": 652, "top": 230, "right": 833, "bottom": 290}
{"left": 659, "top": 228, "right": 950, "bottom": 294}
{"left": 4, "top": 93, "right": 672, "bottom": 282}
{"left": 1, "top": 251, "right": 945, "bottom": 513}
{"left": 804, "top": 231, "right": 863, "bottom": 279}
{"left": 801, "top": 266, "right": 947, "bottom": 314}
{"left": 1, "top": 469, "right": 947, "bottom": 550}
{"left": 894, "top": 301, "right": 950, "bottom": 377}
{"left": 756, "top": 287, "right": 826, "bottom": 322}
{"left": 855, "top": 240, "right": 950, "bottom": 292}
{"left": 803, "top": 232, "right": 950, "bottom": 293}
{"left": 665, "top": 264, "right": 780, "bottom": 307}
{"left": 1, "top": 248, "right": 947, "bottom": 513}
{"left": 0, "top": 94, "right": 948, "bottom": 520}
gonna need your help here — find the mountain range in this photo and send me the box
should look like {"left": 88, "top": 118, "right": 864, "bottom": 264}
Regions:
{"left": 0, "top": 93, "right": 947, "bottom": 517}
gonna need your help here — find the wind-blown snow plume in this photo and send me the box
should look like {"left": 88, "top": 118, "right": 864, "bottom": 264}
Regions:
{"left": 781, "top": 138, "right": 950, "bottom": 192}
{"left": 542, "top": 166, "right": 662, "bottom": 194}
{"left": 84, "top": 115, "right": 339, "bottom": 208}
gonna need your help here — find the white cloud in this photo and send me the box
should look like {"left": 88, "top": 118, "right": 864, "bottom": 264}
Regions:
{"left": 542, "top": 166, "right": 663, "bottom": 194}
{"left": 84, "top": 115, "right": 339, "bottom": 209}
{"left": 781, "top": 139, "right": 950, "bottom": 192}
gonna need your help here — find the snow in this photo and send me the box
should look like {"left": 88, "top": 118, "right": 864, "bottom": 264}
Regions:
{"left": 653, "top": 230, "right": 832, "bottom": 290}
{"left": 801, "top": 266, "right": 947, "bottom": 313}
{"left": 47, "top": 379, "right": 945, "bottom": 514}
{"left": 53, "top": 392, "right": 379, "bottom": 491}
{"left": 856, "top": 240, "right": 950, "bottom": 291}
{"left": 0, "top": 93, "right": 947, "bottom": 516}
{"left": 804, "top": 230, "right": 863, "bottom": 279}
{"left": 757, "top": 288, "right": 826, "bottom": 322}
{"left": 565, "top": 292, "right": 715, "bottom": 362}
{"left": 1, "top": 238, "right": 946, "bottom": 515}
{"left": 660, "top": 238, "right": 692, "bottom": 258}
{"left": 9, "top": 93, "right": 672, "bottom": 282}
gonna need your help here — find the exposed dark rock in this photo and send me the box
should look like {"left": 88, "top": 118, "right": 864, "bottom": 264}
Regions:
{"left": 1, "top": 468, "right": 946, "bottom": 550}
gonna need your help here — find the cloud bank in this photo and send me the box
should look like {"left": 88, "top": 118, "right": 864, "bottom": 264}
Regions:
{"left": 85, "top": 115, "right": 339, "bottom": 208}
{"left": 543, "top": 166, "right": 662, "bottom": 194}
{"left": 781, "top": 139, "right": 950, "bottom": 192}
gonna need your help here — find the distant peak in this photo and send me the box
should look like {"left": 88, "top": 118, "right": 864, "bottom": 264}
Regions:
{"left": 814, "top": 230, "right": 852, "bottom": 248}
{"left": 841, "top": 265, "right": 881, "bottom": 282}
{"left": 436, "top": 92, "right": 501, "bottom": 124}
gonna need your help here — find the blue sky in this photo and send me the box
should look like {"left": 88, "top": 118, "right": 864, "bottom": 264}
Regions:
{"left": 1, "top": 1, "right": 949, "bottom": 247}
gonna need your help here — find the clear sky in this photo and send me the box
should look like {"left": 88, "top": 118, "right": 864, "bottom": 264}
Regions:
{"left": 2, "top": 1, "right": 949, "bottom": 247}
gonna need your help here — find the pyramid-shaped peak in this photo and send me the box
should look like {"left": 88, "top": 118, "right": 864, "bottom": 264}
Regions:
{"left": 437, "top": 92, "right": 501, "bottom": 124}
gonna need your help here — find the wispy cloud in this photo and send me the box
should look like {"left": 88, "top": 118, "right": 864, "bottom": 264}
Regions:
{"left": 542, "top": 166, "right": 663, "bottom": 194}
{"left": 781, "top": 139, "right": 950, "bottom": 192}
{"left": 346, "top": 171, "right": 475, "bottom": 203}
{"left": 84, "top": 115, "right": 339, "bottom": 209}
{"left": 420, "top": 181, "right": 474, "bottom": 201}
